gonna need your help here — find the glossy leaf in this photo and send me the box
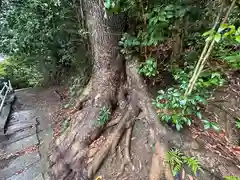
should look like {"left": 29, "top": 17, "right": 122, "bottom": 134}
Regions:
{"left": 202, "top": 30, "right": 213, "bottom": 37}
{"left": 104, "top": 0, "right": 111, "bottom": 9}
{"left": 214, "top": 33, "right": 221, "bottom": 42}
{"left": 236, "top": 36, "right": 240, "bottom": 43}
{"left": 218, "top": 23, "right": 228, "bottom": 32}
{"left": 196, "top": 112, "right": 202, "bottom": 119}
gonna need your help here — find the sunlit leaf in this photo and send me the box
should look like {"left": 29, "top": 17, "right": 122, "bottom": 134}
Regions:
{"left": 212, "top": 124, "right": 220, "bottom": 131}
{"left": 104, "top": 0, "right": 111, "bottom": 9}
{"left": 214, "top": 33, "right": 221, "bottom": 42}
{"left": 202, "top": 30, "right": 213, "bottom": 37}
{"left": 235, "top": 36, "right": 240, "bottom": 43}
{"left": 236, "top": 27, "right": 240, "bottom": 35}
{"left": 196, "top": 112, "right": 202, "bottom": 119}
{"left": 206, "top": 34, "right": 214, "bottom": 42}
{"left": 218, "top": 23, "right": 228, "bottom": 32}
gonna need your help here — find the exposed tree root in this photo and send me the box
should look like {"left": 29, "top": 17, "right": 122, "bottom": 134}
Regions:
{"left": 106, "top": 116, "right": 122, "bottom": 129}
{"left": 88, "top": 100, "right": 140, "bottom": 179}
{"left": 126, "top": 61, "right": 176, "bottom": 179}
{"left": 149, "top": 129, "right": 174, "bottom": 180}
{"left": 116, "top": 124, "right": 135, "bottom": 178}
{"left": 71, "top": 79, "right": 92, "bottom": 113}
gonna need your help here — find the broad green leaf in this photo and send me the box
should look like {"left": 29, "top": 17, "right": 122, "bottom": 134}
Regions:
{"left": 235, "top": 36, "right": 240, "bottom": 43}
{"left": 236, "top": 27, "right": 240, "bottom": 35}
{"left": 228, "top": 25, "right": 236, "bottom": 34}
{"left": 196, "top": 112, "right": 202, "bottom": 119}
{"left": 206, "top": 35, "right": 214, "bottom": 42}
{"left": 218, "top": 23, "right": 228, "bottom": 32}
{"left": 235, "top": 119, "right": 240, "bottom": 129}
{"left": 202, "top": 30, "right": 213, "bottom": 37}
{"left": 173, "top": 92, "right": 180, "bottom": 97}
{"left": 214, "top": 33, "right": 221, "bottom": 43}
{"left": 104, "top": 0, "right": 111, "bottom": 9}
{"left": 204, "top": 124, "right": 211, "bottom": 130}
{"left": 176, "top": 123, "right": 181, "bottom": 131}
{"left": 212, "top": 124, "right": 220, "bottom": 131}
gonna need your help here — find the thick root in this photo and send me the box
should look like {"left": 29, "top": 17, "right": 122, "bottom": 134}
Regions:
{"left": 71, "top": 79, "right": 92, "bottom": 113}
{"left": 148, "top": 128, "right": 174, "bottom": 180}
{"left": 116, "top": 124, "right": 135, "bottom": 178}
{"left": 127, "top": 61, "right": 175, "bottom": 179}
{"left": 88, "top": 100, "right": 140, "bottom": 179}
{"left": 49, "top": 105, "right": 111, "bottom": 180}
{"left": 149, "top": 140, "right": 174, "bottom": 180}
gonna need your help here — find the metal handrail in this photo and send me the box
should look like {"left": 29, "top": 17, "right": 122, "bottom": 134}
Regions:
{"left": 0, "top": 80, "right": 12, "bottom": 113}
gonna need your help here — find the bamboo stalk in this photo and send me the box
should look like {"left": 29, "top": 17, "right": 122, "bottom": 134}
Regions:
{"left": 184, "top": 2, "right": 224, "bottom": 96}
{"left": 184, "top": 0, "right": 236, "bottom": 96}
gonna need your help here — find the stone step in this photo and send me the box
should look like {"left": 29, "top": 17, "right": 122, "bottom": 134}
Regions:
{"left": 6, "top": 162, "right": 42, "bottom": 180}
{"left": 33, "top": 173, "right": 44, "bottom": 180}
{"left": 8, "top": 110, "right": 36, "bottom": 125}
{"left": 0, "top": 152, "right": 40, "bottom": 179}
{"left": 5, "top": 134, "right": 39, "bottom": 154}
{"left": 5, "top": 127, "right": 37, "bottom": 144}
{"left": 6, "top": 122, "right": 36, "bottom": 135}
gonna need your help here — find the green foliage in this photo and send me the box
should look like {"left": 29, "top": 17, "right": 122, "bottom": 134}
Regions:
{"left": 152, "top": 67, "right": 224, "bottom": 131}
{"left": 235, "top": 118, "right": 240, "bottom": 129}
{"left": 220, "top": 52, "right": 240, "bottom": 69}
{"left": 165, "top": 149, "right": 202, "bottom": 176}
{"left": 182, "top": 156, "right": 202, "bottom": 176}
{"left": 224, "top": 176, "right": 240, "bottom": 180}
{"left": 165, "top": 149, "right": 183, "bottom": 176}
{"left": 0, "top": 56, "right": 43, "bottom": 88}
{"left": 0, "top": 0, "right": 90, "bottom": 87}
{"left": 202, "top": 120, "right": 220, "bottom": 131}
{"left": 94, "top": 106, "right": 111, "bottom": 127}
{"left": 203, "top": 24, "right": 240, "bottom": 43}
{"left": 137, "top": 58, "right": 157, "bottom": 77}
{"left": 153, "top": 88, "right": 192, "bottom": 131}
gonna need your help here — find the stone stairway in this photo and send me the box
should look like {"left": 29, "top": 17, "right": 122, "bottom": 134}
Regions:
{"left": 0, "top": 87, "right": 61, "bottom": 180}
{"left": 0, "top": 110, "right": 44, "bottom": 180}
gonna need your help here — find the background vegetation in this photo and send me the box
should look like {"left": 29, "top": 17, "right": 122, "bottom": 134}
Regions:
{"left": 0, "top": 0, "right": 91, "bottom": 89}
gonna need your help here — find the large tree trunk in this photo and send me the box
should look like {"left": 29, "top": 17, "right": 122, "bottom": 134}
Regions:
{"left": 48, "top": 1, "right": 173, "bottom": 180}
{"left": 48, "top": 1, "right": 127, "bottom": 179}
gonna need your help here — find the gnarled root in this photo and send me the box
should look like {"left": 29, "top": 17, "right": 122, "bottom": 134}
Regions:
{"left": 148, "top": 129, "right": 174, "bottom": 180}
{"left": 88, "top": 97, "right": 140, "bottom": 179}
{"left": 126, "top": 61, "right": 174, "bottom": 180}
{"left": 71, "top": 79, "right": 92, "bottom": 114}
{"left": 116, "top": 124, "right": 135, "bottom": 178}
{"left": 49, "top": 99, "right": 114, "bottom": 180}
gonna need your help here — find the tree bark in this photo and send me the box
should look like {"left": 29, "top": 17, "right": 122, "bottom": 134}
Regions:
{"left": 48, "top": 1, "right": 127, "bottom": 179}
